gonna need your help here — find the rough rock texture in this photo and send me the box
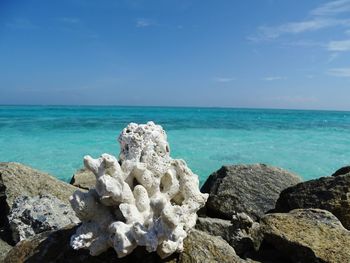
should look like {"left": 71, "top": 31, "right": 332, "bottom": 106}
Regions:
{"left": 201, "top": 164, "right": 301, "bottom": 220}
{"left": 195, "top": 213, "right": 259, "bottom": 256}
{"left": 331, "top": 166, "right": 350, "bottom": 177}
{"left": 0, "top": 162, "right": 80, "bottom": 244}
{"left": 0, "top": 239, "right": 12, "bottom": 262}
{"left": 179, "top": 229, "right": 242, "bottom": 263}
{"left": 4, "top": 226, "right": 242, "bottom": 263}
{"left": 70, "top": 168, "right": 96, "bottom": 190}
{"left": 274, "top": 173, "right": 350, "bottom": 229}
{"left": 8, "top": 194, "right": 79, "bottom": 243}
{"left": 70, "top": 122, "right": 208, "bottom": 258}
{"left": 258, "top": 209, "right": 350, "bottom": 263}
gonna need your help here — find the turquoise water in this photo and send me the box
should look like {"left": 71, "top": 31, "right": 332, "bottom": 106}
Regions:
{"left": 1, "top": 106, "right": 350, "bottom": 184}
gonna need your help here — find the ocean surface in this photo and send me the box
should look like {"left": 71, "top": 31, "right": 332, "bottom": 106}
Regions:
{"left": 1, "top": 106, "right": 350, "bottom": 184}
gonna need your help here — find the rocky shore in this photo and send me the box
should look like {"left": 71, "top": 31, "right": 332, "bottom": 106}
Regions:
{"left": 1, "top": 162, "right": 350, "bottom": 262}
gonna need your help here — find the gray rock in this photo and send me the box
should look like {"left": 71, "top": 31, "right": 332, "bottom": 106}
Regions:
{"left": 70, "top": 168, "right": 96, "bottom": 190}
{"left": 258, "top": 209, "right": 350, "bottom": 263}
{"left": 8, "top": 194, "right": 79, "bottom": 243}
{"left": 0, "top": 239, "right": 12, "bottom": 262}
{"left": 274, "top": 173, "right": 350, "bottom": 229}
{"left": 0, "top": 162, "right": 81, "bottom": 244}
{"left": 331, "top": 166, "right": 350, "bottom": 176}
{"left": 201, "top": 164, "right": 301, "bottom": 221}
{"left": 4, "top": 226, "right": 242, "bottom": 263}
{"left": 180, "top": 229, "right": 243, "bottom": 263}
{"left": 196, "top": 213, "right": 259, "bottom": 256}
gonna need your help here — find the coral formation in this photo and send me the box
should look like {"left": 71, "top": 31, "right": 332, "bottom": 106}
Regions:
{"left": 69, "top": 121, "right": 208, "bottom": 258}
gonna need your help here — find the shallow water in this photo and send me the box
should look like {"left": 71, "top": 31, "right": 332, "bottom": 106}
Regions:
{"left": 1, "top": 106, "right": 350, "bottom": 184}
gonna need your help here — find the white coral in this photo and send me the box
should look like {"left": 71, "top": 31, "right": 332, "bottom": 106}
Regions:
{"left": 70, "top": 121, "right": 208, "bottom": 258}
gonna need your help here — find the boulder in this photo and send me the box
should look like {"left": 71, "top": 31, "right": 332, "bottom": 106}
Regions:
{"left": 257, "top": 209, "right": 350, "bottom": 263}
{"left": 4, "top": 227, "right": 242, "bottom": 263}
{"left": 274, "top": 173, "right": 350, "bottom": 229}
{"left": 331, "top": 166, "right": 350, "bottom": 176}
{"left": 179, "top": 229, "right": 243, "bottom": 263}
{"left": 8, "top": 194, "right": 79, "bottom": 243}
{"left": 201, "top": 164, "right": 301, "bottom": 220}
{"left": 195, "top": 213, "right": 259, "bottom": 256}
{"left": 0, "top": 162, "right": 80, "bottom": 244}
{"left": 0, "top": 239, "right": 12, "bottom": 262}
{"left": 70, "top": 168, "right": 96, "bottom": 190}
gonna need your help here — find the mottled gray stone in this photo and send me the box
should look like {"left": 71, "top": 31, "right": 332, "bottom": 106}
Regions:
{"left": 70, "top": 167, "right": 96, "bottom": 190}
{"left": 8, "top": 194, "right": 79, "bottom": 243}
{"left": 0, "top": 238, "right": 12, "bottom": 262}
{"left": 258, "top": 209, "right": 350, "bottom": 263}
{"left": 274, "top": 173, "right": 350, "bottom": 229}
{"left": 201, "top": 164, "right": 301, "bottom": 220}
{"left": 196, "top": 213, "right": 259, "bottom": 256}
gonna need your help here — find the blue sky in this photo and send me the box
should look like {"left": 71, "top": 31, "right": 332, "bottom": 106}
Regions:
{"left": 1, "top": 0, "right": 350, "bottom": 110}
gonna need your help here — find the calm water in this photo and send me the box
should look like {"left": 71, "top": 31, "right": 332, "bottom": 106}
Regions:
{"left": 1, "top": 106, "right": 350, "bottom": 184}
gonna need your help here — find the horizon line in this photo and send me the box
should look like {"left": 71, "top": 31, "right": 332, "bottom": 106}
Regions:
{"left": 1, "top": 104, "right": 350, "bottom": 113}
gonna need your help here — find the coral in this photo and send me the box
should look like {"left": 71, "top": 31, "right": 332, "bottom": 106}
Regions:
{"left": 70, "top": 121, "right": 208, "bottom": 258}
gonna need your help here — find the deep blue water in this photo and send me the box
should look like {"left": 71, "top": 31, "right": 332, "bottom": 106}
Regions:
{"left": 1, "top": 106, "right": 350, "bottom": 184}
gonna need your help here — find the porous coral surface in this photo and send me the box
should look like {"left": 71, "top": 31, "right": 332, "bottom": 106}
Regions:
{"left": 70, "top": 122, "right": 208, "bottom": 258}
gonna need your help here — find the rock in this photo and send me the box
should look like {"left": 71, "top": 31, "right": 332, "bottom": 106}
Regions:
{"left": 8, "top": 194, "right": 79, "bottom": 243}
{"left": 201, "top": 164, "right": 301, "bottom": 221}
{"left": 179, "top": 229, "right": 242, "bottom": 263}
{"left": 274, "top": 173, "right": 350, "bottom": 229}
{"left": 0, "top": 239, "right": 12, "bottom": 262}
{"left": 70, "top": 168, "right": 96, "bottom": 190}
{"left": 195, "top": 213, "right": 259, "bottom": 256}
{"left": 258, "top": 209, "right": 350, "bottom": 263}
{"left": 331, "top": 166, "right": 350, "bottom": 176}
{"left": 4, "top": 226, "right": 241, "bottom": 263}
{"left": 0, "top": 162, "right": 80, "bottom": 244}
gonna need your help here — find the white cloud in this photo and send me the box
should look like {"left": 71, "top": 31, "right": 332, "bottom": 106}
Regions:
{"left": 327, "top": 39, "right": 350, "bottom": 51}
{"left": 6, "top": 18, "right": 37, "bottom": 29}
{"left": 250, "top": 18, "right": 350, "bottom": 41}
{"left": 136, "top": 18, "right": 154, "bottom": 28}
{"left": 328, "top": 52, "right": 340, "bottom": 62}
{"left": 311, "top": 0, "right": 350, "bottom": 16}
{"left": 262, "top": 76, "right": 285, "bottom": 81}
{"left": 214, "top": 77, "right": 235, "bottom": 83}
{"left": 328, "top": 67, "right": 350, "bottom": 77}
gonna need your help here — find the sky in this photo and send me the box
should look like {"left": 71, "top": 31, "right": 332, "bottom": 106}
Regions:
{"left": 1, "top": 0, "right": 350, "bottom": 110}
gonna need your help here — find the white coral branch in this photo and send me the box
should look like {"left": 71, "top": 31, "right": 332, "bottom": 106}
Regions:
{"left": 70, "top": 121, "right": 208, "bottom": 258}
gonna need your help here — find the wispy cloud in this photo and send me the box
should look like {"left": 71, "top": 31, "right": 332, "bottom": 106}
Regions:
{"left": 250, "top": 18, "right": 350, "bottom": 42}
{"left": 262, "top": 76, "right": 285, "bottom": 81}
{"left": 249, "top": 1, "right": 350, "bottom": 42}
{"left": 327, "top": 39, "right": 350, "bottom": 51}
{"left": 214, "top": 77, "right": 235, "bottom": 83}
{"left": 136, "top": 18, "right": 155, "bottom": 28}
{"left": 311, "top": 0, "right": 350, "bottom": 16}
{"left": 59, "top": 17, "right": 80, "bottom": 24}
{"left": 6, "top": 18, "right": 37, "bottom": 30}
{"left": 327, "top": 67, "right": 350, "bottom": 77}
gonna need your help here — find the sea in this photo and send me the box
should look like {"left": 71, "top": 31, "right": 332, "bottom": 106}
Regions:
{"left": 1, "top": 105, "right": 350, "bottom": 184}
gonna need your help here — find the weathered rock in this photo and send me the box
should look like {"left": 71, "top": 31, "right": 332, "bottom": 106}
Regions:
{"left": 8, "top": 194, "right": 79, "bottom": 243}
{"left": 201, "top": 164, "right": 301, "bottom": 220}
{"left": 258, "top": 209, "right": 350, "bottom": 263}
{"left": 274, "top": 173, "right": 350, "bottom": 229}
{"left": 4, "top": 226, "right": 242, "bottom": 263}
{"left": 331, "top": 166, "right": 350, "bottom": 177}
{"left": 70, "top": 168, "right": 96, "bottom": 190}
{"left": 179, "top": 229, "right": 243, "bottom": 263}
{"left": 0, "top": 239, "right": 12, "bottom": 262}
{"left": 196, "top": 213, "right": 259, "bottom": 256}
{"left": 0, "top": 162, "right": 80, "bottom": 244}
